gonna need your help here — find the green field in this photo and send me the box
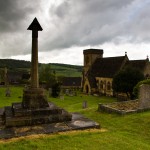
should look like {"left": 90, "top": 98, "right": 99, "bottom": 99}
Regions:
{"left": 0, "top": 86, "right": 150, "bottom": 150}
{"left": 0, "top": 59, "right": 83, "bottom": 77}
{"left": 50, "top": 64, "right": 82, "bottom": 77}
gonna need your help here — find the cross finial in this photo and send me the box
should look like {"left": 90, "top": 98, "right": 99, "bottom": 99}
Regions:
{"left": 27, "top": 17, "right": 43, "bottom": 31}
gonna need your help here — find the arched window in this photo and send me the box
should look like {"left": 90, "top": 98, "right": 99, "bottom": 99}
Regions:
{"left": 145, "top": 74, "right": 150, "bottom": 79}
{"left": 85, "top": 85, "right": 89, "bottom": 94}
{"left": 107, "top": 82, "right": 111, "bottom": 90}
{"left": 100, "top": 81, "right": 103, "bottom": 89}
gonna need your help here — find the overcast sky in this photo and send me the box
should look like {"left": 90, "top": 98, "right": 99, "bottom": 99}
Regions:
{"left": 0, "top": 0, "right": 150, "bottom": 65}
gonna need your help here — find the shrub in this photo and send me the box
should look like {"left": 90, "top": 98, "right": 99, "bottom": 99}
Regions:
{"left": 133, "top": 79, "right": 150, "bottom": 98}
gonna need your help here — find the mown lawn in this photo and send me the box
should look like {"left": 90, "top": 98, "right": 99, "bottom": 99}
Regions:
{"left": 0, "top": 86, "right": 150, "bottom": 150}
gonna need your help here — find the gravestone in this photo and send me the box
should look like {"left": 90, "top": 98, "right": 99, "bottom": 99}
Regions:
{"left": 82, "top": 101, "right": 87, "bottom": 109}
{"left": 60, "top": 95, "right": 64, "bottom": 100}
{"left": 65, "top": 89, "right": 69, "bottom": 96}
{"left": 139, "top": 84, "right": 150, "bottom": 109}
{"left": 5, "top": 88, "right": 11, "bottom": 97}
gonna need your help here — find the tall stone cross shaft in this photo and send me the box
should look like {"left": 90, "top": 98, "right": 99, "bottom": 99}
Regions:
{"left": 27, "top": 18, "right": 43, "bottom": 88}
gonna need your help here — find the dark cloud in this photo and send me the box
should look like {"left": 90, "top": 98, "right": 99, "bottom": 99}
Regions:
{"left": 0, "top": 0, "right": 43, "bottom": 57}
{"left": 0, "top": 0, "right": 42, "bottom": 33}
{"left": 0, "top": 0, "right": 150, "bottom": 60}
{"left": 44, "top": 0, "right": 138, "bottom": 51}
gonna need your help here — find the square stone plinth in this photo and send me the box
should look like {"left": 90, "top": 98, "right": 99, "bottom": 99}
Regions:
{"left": 22, "top": 88, "right": 49, "bottom": 109}
{"left": 4, "top": 102, "right": 72, "bottom": 127}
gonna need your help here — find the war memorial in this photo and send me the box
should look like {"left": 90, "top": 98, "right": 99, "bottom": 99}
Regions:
{"left": 0, "top": 18, "right": 99, "bottom": 139}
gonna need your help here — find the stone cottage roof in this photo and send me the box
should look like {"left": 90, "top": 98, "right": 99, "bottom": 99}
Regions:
{"left": 62, "top": 77, "right": 81, "bottom": 87}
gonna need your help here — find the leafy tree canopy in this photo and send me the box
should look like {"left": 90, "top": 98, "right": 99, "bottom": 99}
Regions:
{"left": 39, "top": 64, "right": 56, "bottom": 89}
{"left": 112, "top": 67, "right": 144, "bottom": 99}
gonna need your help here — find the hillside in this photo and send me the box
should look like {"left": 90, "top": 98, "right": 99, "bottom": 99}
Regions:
{"left": 49, "top": 63, "right": 82, "bottom": 77}
{"left": 0, "top": 59, "right": 83, "bottom": 77}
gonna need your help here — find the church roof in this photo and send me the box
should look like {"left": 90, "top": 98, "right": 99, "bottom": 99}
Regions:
{"left": 87, "top": 56, "right": 127, "bottom": 88}
{"left": 86, "top": 55, "right": 149, "bottom": 88}
{"left": 124, "top": 59, "right": 148, "bottom": 71}
{"left": 89, "top": 56, "right": 127, "bottom": 78}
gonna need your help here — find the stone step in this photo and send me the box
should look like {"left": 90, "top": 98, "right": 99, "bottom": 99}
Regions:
{"left": 12, "top": 102, "right": 63, "bottom": 117}
{"left": 0, "top": 108, "right": 4, "bottom": 125}
{"left": 4, "top": 102, "right": 72, "bottom": 127}
{"left": 5, "top": 112, "right": 72, "bottom": 127}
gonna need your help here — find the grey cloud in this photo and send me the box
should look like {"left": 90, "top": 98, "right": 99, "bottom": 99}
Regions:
{"left": 0, "top": 0, "right": 42, "bottom": 33}
{"left": 44, "top": 0, "right": 138, "bottom": 51}
{"left": 0, "top": 0, "right": 43, "bottom": 57}
{"left": 0, "top": 0, "right": 150, "bottom": 59}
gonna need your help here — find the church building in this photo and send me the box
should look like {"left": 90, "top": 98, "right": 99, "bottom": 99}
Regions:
{"left": 82, "top": 49, "right": 150, "bottom": 96}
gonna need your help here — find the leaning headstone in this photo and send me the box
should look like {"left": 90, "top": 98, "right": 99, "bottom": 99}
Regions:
{"left": 82, "top": 101, "right": 87, "bottom": 109}
{"left": 5, "top": 88, "right": 11, "bottom": 97}
{"left": 65, "top": 89, "right": 69, "bottom": 96}
{"left": 69, "top": 90, "right": 73, "bottom": 96}
{"left": 139, "top": 84, "right": 150, "bottom": 109}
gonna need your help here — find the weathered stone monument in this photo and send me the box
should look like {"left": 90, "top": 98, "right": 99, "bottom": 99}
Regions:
{"left": 0, "top": 18, "right": 99, "bottom": 138}
{"left": 22, "top": 18, "right": 48, "bottom": 109}
{"left": 138, "top": 84, "right": 150, "bottom": 109}
{"left": 3, "top": 18, "right": 72, "bottom": 127}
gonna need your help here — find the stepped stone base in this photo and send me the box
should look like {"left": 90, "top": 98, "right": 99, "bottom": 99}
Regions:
{"left": 0, "top": 87, "right": 100, "bottom": 136}
{"left": 0, "top": 113, "right": 100, "bottom": 139}
{"left": 4, "top": 102, "right": 72, "bottom": 127}
{"left": 1, "top": 87, "right": 72, "bottom": 127}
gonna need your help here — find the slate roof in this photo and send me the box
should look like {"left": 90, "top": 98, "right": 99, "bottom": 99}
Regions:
{"left": 62, "top": 77, "right": 81, "bottom": 87}
{"left": 87, "top": 56, "right": 127, "bottom": 88}
{"left": 89, "top": 56, "right": 127, "bottom": 78}
{"left": 124, "top": 59, "right": 148, "bottom": 71}
{"left": 86, "top": 54, "right": 149, "bottom": 89}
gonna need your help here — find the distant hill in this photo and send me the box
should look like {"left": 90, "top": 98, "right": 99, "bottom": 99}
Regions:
{"left": 49, "top": 63, "right": 82, "bottom": 77}
{"left": 0, "top": 59, "right": 31, "bottom": 69}
{"left": 0, "top": 59, "right": 83, "bottom": 77}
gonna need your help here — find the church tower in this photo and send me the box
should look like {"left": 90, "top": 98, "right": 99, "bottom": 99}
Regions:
{"left": 83, "top": 49, "right": 103, "bottom": 74}
{"left": 82, "top": 49, "right": 103, "bottom": 93}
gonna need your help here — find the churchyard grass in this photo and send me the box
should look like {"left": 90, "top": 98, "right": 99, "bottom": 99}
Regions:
{"left": 0, "top": 86, "right": 150, "bottom": 149}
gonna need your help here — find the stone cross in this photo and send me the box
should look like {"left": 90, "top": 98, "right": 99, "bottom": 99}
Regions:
{"left": 27, "top": 17, "right": 43, "bottom": 88}
{"left": 22, "top": 18, "right": 49, "bottom": 109}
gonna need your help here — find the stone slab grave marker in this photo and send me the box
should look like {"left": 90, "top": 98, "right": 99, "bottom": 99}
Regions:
{"left": 139, "top": 84, "right": 150, "bottom": 109}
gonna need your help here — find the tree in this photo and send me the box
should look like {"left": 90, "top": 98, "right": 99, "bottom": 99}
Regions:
{"left": 39, "top": 64, "right": 62, "bottom": 97}
{"left": 51, "top": 82, "right": 61, "bottom": 98}
{"left": 39, "top": 64, "right": 56, "bottom": 89}
{"left": 112, "top": 67, "right": 144, "bottom": 99}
